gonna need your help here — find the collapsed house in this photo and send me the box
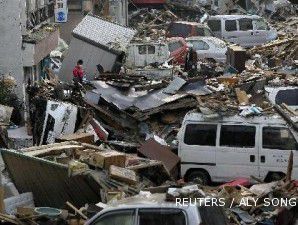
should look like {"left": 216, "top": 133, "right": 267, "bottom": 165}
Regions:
{"left": 59, "top": 15, "right": 137, "bottom": 82}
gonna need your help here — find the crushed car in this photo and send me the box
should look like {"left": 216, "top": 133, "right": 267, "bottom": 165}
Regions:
{"left": 186, "top": 36, "right": 227, "bottom": 63}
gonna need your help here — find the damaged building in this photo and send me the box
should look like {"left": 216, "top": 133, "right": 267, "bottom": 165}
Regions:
{"left": 0, "top": 0, "right": 58, "bottom": 104}
{"left": 59, "top": 15, "right": 136, "bottom": 82}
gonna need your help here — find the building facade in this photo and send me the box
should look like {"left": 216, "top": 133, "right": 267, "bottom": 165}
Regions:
{"left": 0, "top": 0, "right": 59, "bottom": 116}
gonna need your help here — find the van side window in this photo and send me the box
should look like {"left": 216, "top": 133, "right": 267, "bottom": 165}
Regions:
{"left": 138, "top": 208, "right": 186, "bottom": 225}
{"left": 184, "top": 124, "right": 217, "bottom": 146}
{"left": 92, "top": 210, "right": 135, "bottom": 225}
{"left": 148, "top": 45, "right": 156, "bottom": 54}
{"left": 207, "top": 20, "right": 221, "bottom": 32}
{"left": 220, "top": 125, "right": 255, "bottom": 148}
{"left": 263, "top": 127, "right": 298, "bottom": 150}
{"left": 239, "top": 18, "right": 253, "bottom": 31}
{"left": 138, "top": 45, "right": 147, "bottom": 55}
{"left": 225, "top": 20, "right": 237, "bottom": 31}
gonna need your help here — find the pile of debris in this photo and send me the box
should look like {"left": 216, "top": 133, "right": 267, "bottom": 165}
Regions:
{"left": 166, "top": 153, "right": 298, "bottom": 225}
{"left": 129, "top": 8, "right": 178, "bottom": 39}
{"left": 1, "top": 141, "right": 173, "bottom": 208}
{"left": 249, "top": 35, "right": 298, "bottom": 69}
{"left": 166, "top": 179, "right": 298, "bottom": 224}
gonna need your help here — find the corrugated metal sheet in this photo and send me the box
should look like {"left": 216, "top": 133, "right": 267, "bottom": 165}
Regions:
{"left": 163, "top": 76, "right": 187, "bottom": 95}
{"left": 1, "top": 149, "right": 102, "bottom": 208}
{"left": 87, "top": 80, "right": 211, "bottom": 112}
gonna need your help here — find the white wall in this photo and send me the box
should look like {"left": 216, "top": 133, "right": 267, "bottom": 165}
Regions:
{"left": 59, "top": 38, "right": 118, "bottom": 82}
{"left": 0, "top": 0, "right": 25, "bottom": 99}
{"left": 109, "top": 0, "right": 128, "bottom": 26}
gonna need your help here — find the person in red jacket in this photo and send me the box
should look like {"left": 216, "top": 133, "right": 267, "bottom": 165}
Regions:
{"left": 73, "top": 59, "right": 84, "bottom": 83}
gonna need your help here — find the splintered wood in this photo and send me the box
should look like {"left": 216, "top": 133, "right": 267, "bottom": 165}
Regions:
{"left": 109, "top": 165, "right": 138, "bottom": 185}
{"left": 235, "top": 88, "right": 250, "bottom": 105}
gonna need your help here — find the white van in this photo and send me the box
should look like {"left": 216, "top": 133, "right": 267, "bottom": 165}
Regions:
{"left": 178, "top": 112, "right": 298, "bottom": 184}
{"left": 126, "top": 42, "right": 170, "bottom": 68}
{"left": 207, "top": 15, "right": 277, "bottom": 47}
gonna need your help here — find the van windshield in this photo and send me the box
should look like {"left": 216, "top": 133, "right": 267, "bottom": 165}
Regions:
{"left": 195, "top": 27, "right": 213, "bottom": 36}
{"left": 263, "top": 127, "right": 298, "bottom": 150}
{"left": 254, "top": 18, "right": 269, "bottom": 30}
{"left": 207, "top": 20, "right": 221, "bottom": 32}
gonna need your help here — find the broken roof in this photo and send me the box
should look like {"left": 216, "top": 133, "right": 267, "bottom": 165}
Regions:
{"left": 86, "top": 80, "right": 211, "bottom": 112}
{"left": 72, "top": 15, "right": 137, "bottom": 54}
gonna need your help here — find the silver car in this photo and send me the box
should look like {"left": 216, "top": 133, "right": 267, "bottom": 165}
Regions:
{"left": 186, "top": 36, "right": 227, "bottom": 63}
{"left": 85, "top": 198, "right": 228, "bottom": 225}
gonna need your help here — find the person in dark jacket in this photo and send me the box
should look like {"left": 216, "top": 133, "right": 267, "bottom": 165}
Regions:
{"left": 185, "top": 47, "right": 198, "bottom": 76}
{"left": 73, "top": 59, "right": 84, "bottom": 83}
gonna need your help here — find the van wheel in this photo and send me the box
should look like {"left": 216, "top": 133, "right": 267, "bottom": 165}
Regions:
{"left": 265, "top": 172, "right": 285, "bottom": 182}
{"left": 187, "top": 170, "right": 210, "bottom": 185}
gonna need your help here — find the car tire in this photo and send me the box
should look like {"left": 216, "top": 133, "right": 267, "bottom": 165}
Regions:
{"left": 187, "top": 170, "right": 210, "bottom": 185}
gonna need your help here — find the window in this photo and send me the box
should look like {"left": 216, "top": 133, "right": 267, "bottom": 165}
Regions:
{"left": 138, "top": 209, "right": 186, "bottom": 225}
{"left": 92, "top": 210, "right": 135, "bottom": 225}
{"left": 57, "top": 3, "right": 63, "bottom": 8}
{"left": 275, "top": 89, "right": 298, "bottom": 106}
{"left": 199, "top": 206, "right": 228, "bottom": 225}
{"left": 263, "top": 127, "right": 298, "bottom": 150}
{"left": 195, "top": 27, "right": 213, "bottom": 36}
{"left": 148, "top": 45, "right": 156, "bottom": 54}
{"left": 254, "top": 19, "right": 269, "bottom": 30}
{"left": 138, "top": 45, "right": 147, "bottom": 55}
{"left": 169, "top": 23, "right": 192, "bottom": 38}
{"left": 239, "top": 18, "right": 253, "bottom": 31}
{"left": 225, "top": 20, "right": 237, "bottom": 31}
{"left": 184, "top": 124, "right": 217, "bottom": 146}
{"left": 168, "top": 41, "right": 183, "bottom": 52}
{"left": 189, "top": 40, "right": 209, "bottom": 50}
{"left": 220, "top": 125, "right": 255, "bottom": 148}
{"left": 207, "top": 20, "right": 221, "bottom": 32}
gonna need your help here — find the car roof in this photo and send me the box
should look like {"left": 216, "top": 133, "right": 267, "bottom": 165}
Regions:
{"left": 183, "top": 111, "right": 287, "bottom": 126}
{"left": 208, "top": 14, "right": 262, "bottom": 20}
{"left": 185, "top": 36, "right": 225, "bottom": 44}
{"left": 167, "top": 37, "right": 186, "bottom": 42}
{"left": 106, "top": 194, "right": 190, "bottom": 209}
{"left": 86, "top": 201, "right": 199, "bottom": 225}
{"left": 172, "top": 21, "right": 208, "bottom": 27}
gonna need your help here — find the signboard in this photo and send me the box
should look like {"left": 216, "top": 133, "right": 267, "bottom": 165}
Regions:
{"left": 54, "top": 0, "right": 68, "bottom": 23}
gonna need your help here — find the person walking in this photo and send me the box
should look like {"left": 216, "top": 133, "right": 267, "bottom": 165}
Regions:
{"left": 73, "top": 59, "right": 84, "bottom": 83}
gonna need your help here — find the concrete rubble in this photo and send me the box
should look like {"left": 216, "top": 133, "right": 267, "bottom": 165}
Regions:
{"left": 0, "top": 0, "right": 297, "bottom": 225}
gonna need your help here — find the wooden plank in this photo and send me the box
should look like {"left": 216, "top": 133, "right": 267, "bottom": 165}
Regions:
{"left": 281, "top": 103, "right": 298, "bottom": 116}
{"left": 109, "top": 165, "right": 137, "bottom": 185}
{"left": 25, "top": 145, "right": 84, "bottom": 157}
